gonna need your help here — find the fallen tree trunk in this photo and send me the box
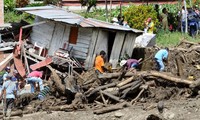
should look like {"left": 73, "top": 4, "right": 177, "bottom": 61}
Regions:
{"left": 147, "top": 71, "right": 193, "bottom": 85}
{"left": 93, "top": 102, "right": 128, "bottom": 114}
{"left": 98, "top": 72, "right": 135, "bottom": 79}
{"left": 47, "top": 65, "right": 66, "bottom": 95}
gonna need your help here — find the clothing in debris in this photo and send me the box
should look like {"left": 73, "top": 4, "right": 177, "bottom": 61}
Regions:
{"left": 38, "top": 86, "right": 50, "bottom": 100}
{"left": 154, "top": 49, "right": 169, "bottom": 71}
{"left": 26, "top": 71, "right": 44, "bottom": 93}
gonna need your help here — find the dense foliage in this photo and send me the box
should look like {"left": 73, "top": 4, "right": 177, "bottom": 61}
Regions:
{"left": 4, "top": 0, "right": 16, "bottom": 11}
{"left": 124, "top": 5, "right": 159, "bottom": 31}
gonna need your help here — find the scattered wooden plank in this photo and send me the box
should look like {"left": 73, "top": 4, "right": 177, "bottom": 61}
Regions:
{"left": 30, "top": 57, "right": 53, "bottom": 70}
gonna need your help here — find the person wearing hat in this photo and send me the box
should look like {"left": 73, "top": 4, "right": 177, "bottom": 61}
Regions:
{"left": 26, "top": 70, "right": 44, "bottom": 93}
{"left": 3, "top": 66, "right": 11, "bottom": 82}
{"left": 0, "top": 74, "right": 17, "bottom": 120}
{"left": 120, "top": 58, "right": 143, "bottom": 69}
{"left": 154, "top": 47, "right": 169, "bottom": 71}
{"left": 144, "top": 17, "right": 155, "bottom": 34}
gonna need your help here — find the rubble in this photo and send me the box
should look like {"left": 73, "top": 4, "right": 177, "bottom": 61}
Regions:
{"left": 1, "top": 39, "right": 200, "bottom": 119}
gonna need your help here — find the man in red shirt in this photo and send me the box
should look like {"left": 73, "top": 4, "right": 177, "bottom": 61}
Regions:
{"left": 26, "top": 71, "right": 44, "bottom": 93}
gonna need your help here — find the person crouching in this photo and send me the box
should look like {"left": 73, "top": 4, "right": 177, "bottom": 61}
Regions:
{"left": 26, "top": 71, "right": 44, "bottom": 93}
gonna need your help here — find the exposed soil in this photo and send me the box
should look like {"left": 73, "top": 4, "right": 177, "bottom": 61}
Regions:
{"left": 12, "top": 98, "right": 200, "bottom": 120}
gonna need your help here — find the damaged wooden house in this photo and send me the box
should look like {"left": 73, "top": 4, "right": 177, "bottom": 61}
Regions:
{"left": 15, "top": 6, "right": 155, "bottom": 72}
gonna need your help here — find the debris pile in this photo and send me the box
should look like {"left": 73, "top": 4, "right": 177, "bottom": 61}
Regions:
{"left": 2, "top": 40, "right": 200, "bottom": 118}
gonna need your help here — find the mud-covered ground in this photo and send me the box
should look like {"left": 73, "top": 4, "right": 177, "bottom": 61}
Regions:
{"left": 12, "top": 98, "right": 200, "bottom": 120}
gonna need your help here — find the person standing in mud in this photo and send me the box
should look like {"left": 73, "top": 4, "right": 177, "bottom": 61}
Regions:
{"left": 26, "top": 70, "right": 44, "bottom": 93}
{"left": 0, "top": 74, "right": 17, "bottom": 120}
{"left": 160, "top": 8, "right": 168, "bottom": 30}
{"left": 94, "top": 50, "right": 106, "bottom": 74}
{"left": 154, "top": 48, "right": 169, "bottom": 71}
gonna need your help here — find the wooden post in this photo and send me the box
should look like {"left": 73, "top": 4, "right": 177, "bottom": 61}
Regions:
{"left": 23, "top": 42, "right": 30, "bottom": 74}
{"left": 183, "top": 0, "right": 188, "bottom": 33}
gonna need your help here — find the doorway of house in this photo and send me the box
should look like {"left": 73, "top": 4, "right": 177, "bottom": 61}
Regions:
{"left": 107, "top": 31, "right": 116, "bottom": 60}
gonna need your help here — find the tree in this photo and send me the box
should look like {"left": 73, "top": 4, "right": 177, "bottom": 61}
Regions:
{"left": 79, "top": 0, "right": 97, "bottom": 12}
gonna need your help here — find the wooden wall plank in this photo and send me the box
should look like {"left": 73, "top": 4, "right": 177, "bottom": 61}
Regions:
{"left": 121, "top": 33, "right": 137, "bottom": 58}
{"left": 109, "top": 31, "right": 125, "bottom": 68}
{"left": 30, "top": 17, "right": 55, "bottom": 48}
{"left": 90, "top": 29, "right": 108, "bottom": 69}
{"left": 85, "top": 28, "right": 99, "bottom": 69}
{"left": 48, "top": 23, "right": 65, "bottom": 55}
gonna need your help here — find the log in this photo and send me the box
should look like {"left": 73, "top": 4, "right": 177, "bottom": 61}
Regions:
{"left": 0, "top": 109, "right": 31, "bottom": 119}
{"left": 119, "top": 80, "right": 143, "bottom": 91}
{"left": 47, "top": 65, "right": 66, "bottom": 95}
{"left": 73, "top": 70, "right": 87, "bottom": 83}
{"left": 101, "top": 90, "right": 123, "bottom": 102}
{"left": 176, "top": 57, "right": 183, "bottom": 77}
{"left": 98, "top": 72, "right": 135, "bottom": 79}
{"left": 121, "top": 81, "right": 143, "bottom": 99}
{"left": 93, "top": 102, "right": 128, "bottom": 114}
{"left": 99, "top": 90, "right": 107, "bottom": 106}
{"left": 117, "top": 76, "right": 134, "bottom": 87}
{"left": 86, "top": 82, "right": 118, "bottom": 97}
{"left": 148, "top": 71, "right": 193, "bottom": 85}
{"left": 83, "top": 78, "right": 97, "bottom": 85}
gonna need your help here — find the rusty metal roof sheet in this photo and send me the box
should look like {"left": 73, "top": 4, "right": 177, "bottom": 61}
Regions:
{"left": 16, "top": 6, "right": 143, "bottom": 33}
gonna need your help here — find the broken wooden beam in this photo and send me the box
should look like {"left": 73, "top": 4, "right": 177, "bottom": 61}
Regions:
{"left": 117, "top": 76, "right": 134, "bottom": 87}
{"left": 101, "top": 90, "right": 123, "bottom": 102}
{"left": 86, "top": 82, "right": 118, "bottom": 97}
{"left": 98, "top": 72, "right": 135, "bottom": 79}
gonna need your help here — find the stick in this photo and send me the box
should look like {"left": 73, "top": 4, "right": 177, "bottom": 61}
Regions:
{"left": 131, "top": 88, "right": 145, "bottom": 104}
{"left": 99, "top": 90, "right": 107, "bottom": 106}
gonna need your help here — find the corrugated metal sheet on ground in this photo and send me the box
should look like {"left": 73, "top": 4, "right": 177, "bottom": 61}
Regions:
{"left": 16, "top": 6, "right": 143, "bottom": 33}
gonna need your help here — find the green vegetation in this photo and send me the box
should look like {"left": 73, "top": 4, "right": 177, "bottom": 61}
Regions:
{"left": 156, "top": 30, "right": 200, "bottom": 47}
{"left": 3, "top": 2, "right": 200, "bottom": 47}
{"left": 124, "top": 5, "right": 158, "bottom": 31}
{"left": 5, "top": 11, "right": 34, "bottom": 23}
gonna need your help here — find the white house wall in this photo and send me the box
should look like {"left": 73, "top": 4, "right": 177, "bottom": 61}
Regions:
{"left": 48, "top": 23, "right": 66, "bottom": 55}
{"left": 30, "top": 17, "right": 55, "bottom": 48}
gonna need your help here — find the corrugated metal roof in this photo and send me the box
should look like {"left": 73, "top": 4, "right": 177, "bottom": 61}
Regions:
{"left": 16, "top": 6, "right": 143, "bottom": 33}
